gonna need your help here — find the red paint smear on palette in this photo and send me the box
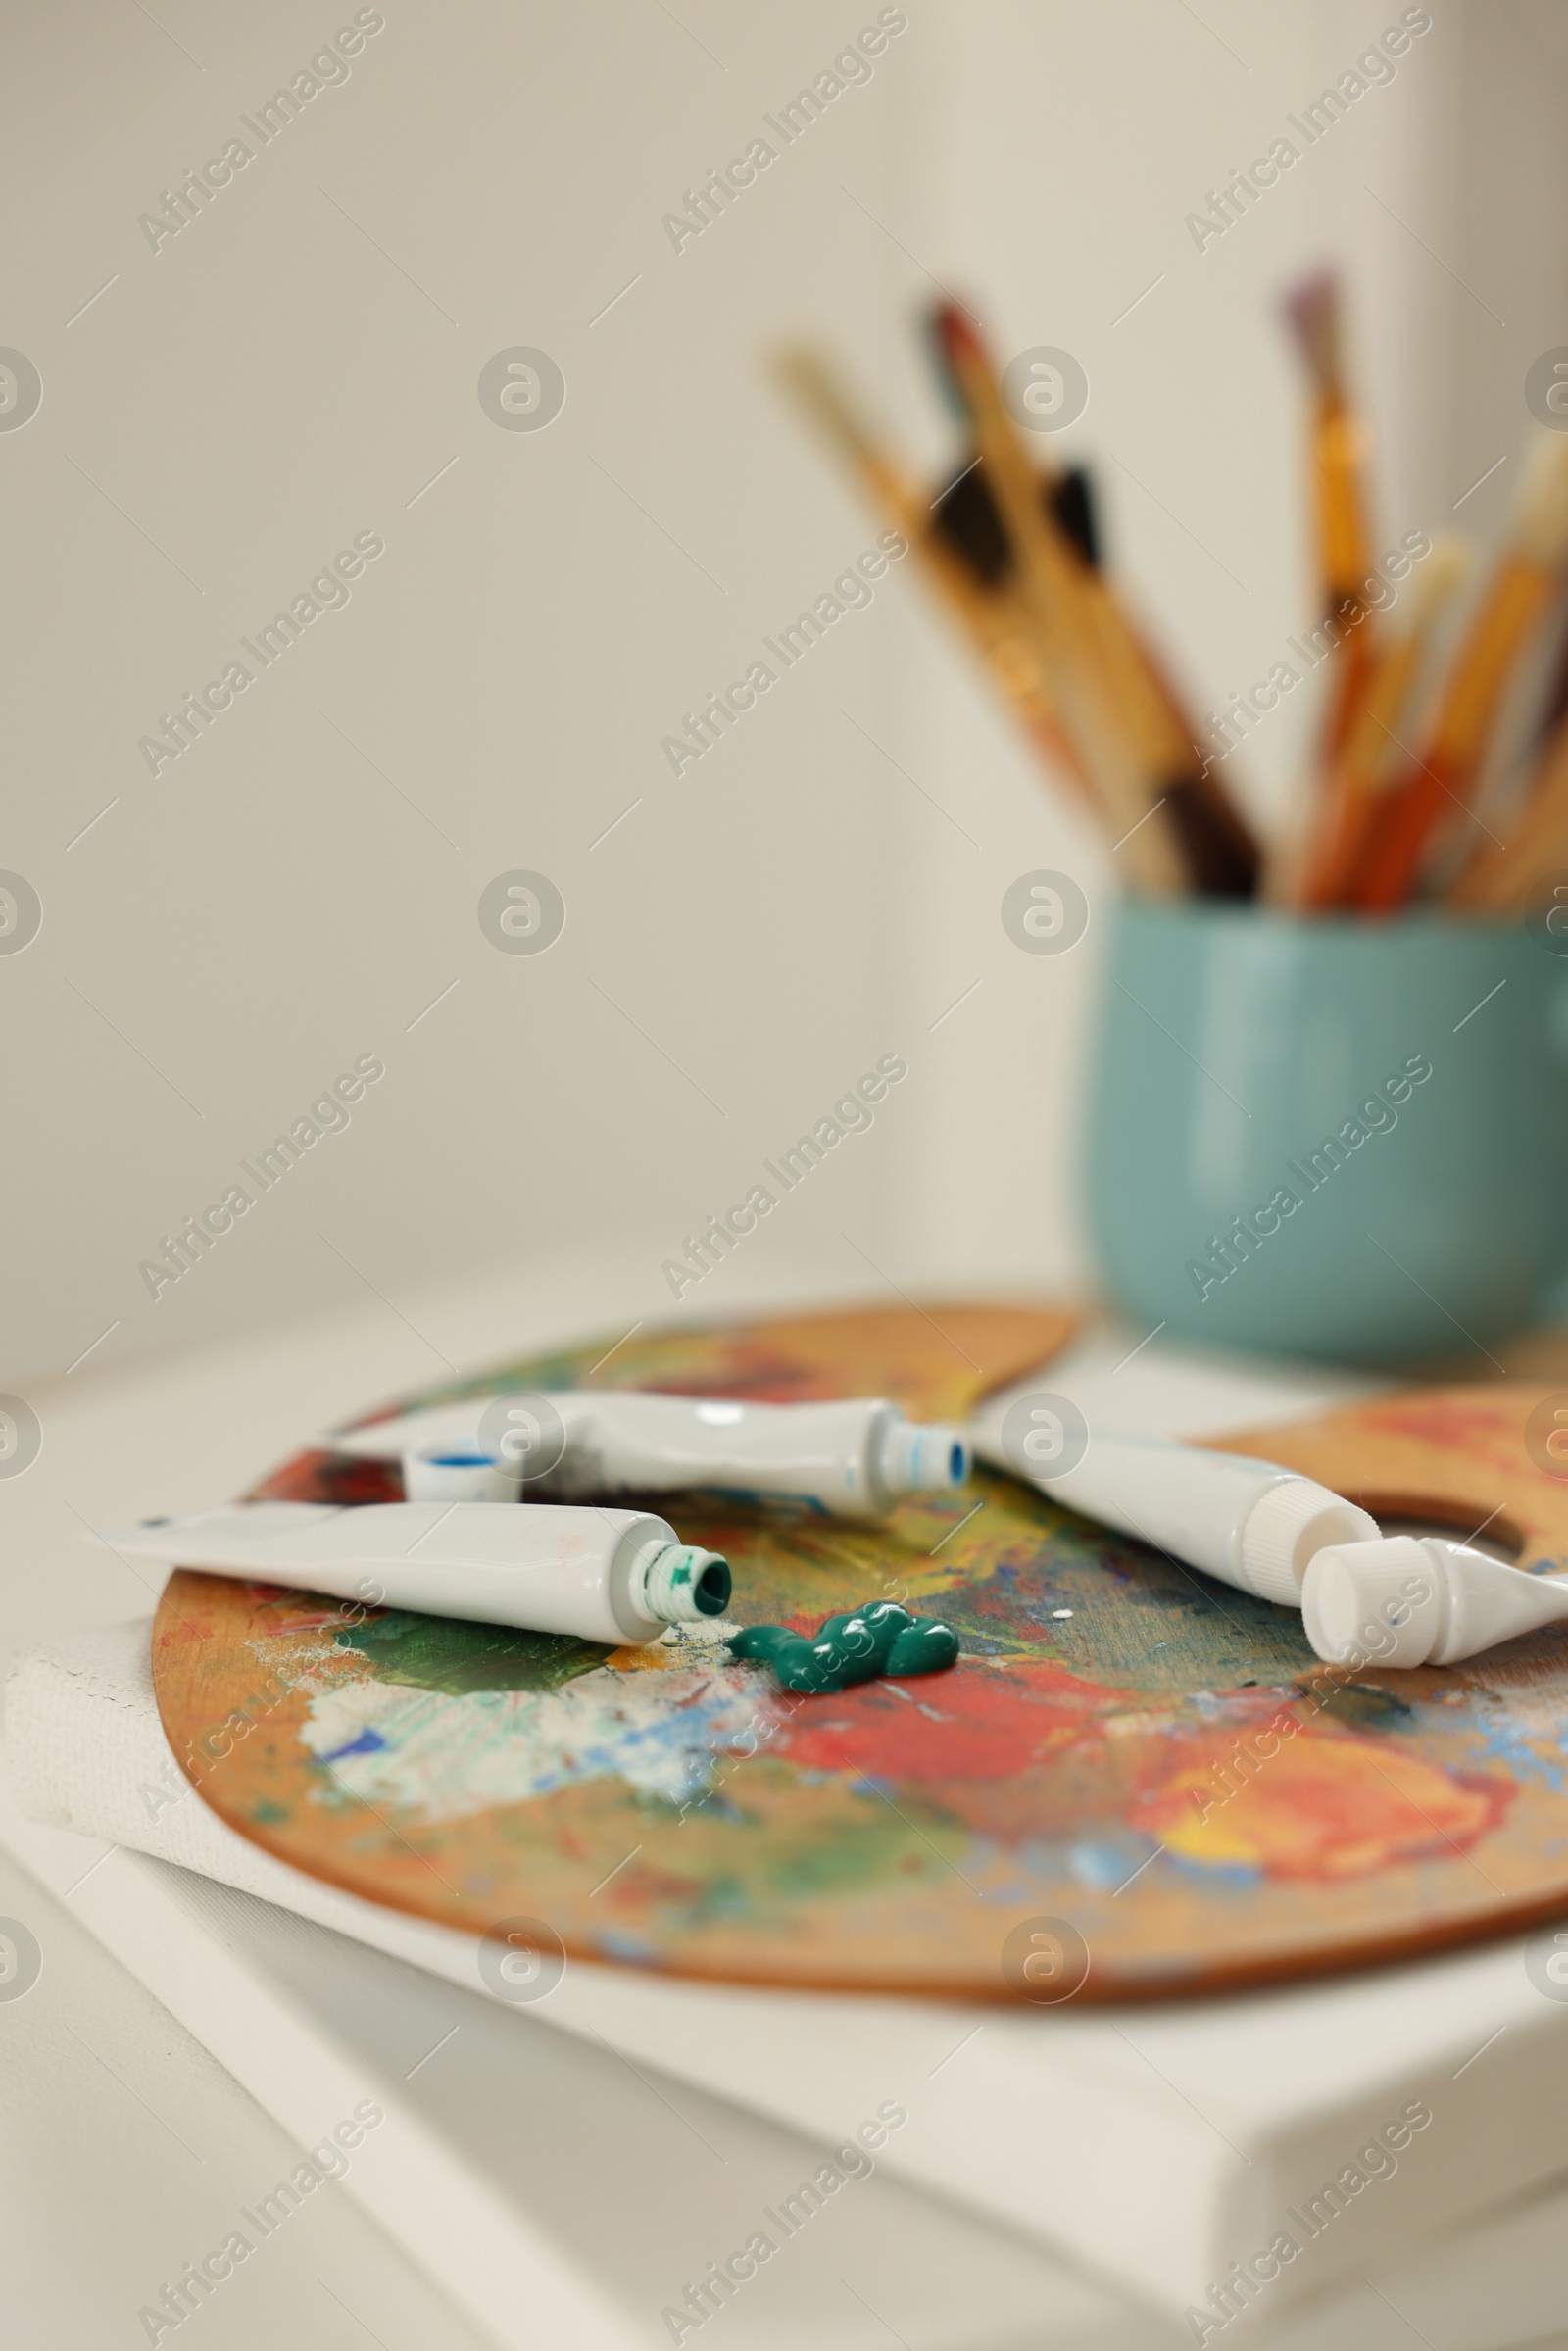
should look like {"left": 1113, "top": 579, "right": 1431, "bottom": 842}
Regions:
{"left": 776, "top": 1660, "right": 1126, "bottom": 1784}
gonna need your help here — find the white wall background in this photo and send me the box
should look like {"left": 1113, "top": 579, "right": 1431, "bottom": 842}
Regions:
{"left": 3, "top": 0, "right": 1564, "bottom": 1393}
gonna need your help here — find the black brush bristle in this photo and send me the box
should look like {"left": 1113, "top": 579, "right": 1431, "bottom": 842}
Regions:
{"left": 1052, "top": 466, "right": 1099, "bottom": 568}
{"left": 930, "top": 460, "right": 1100, "bottom": 584}
{"left": 930, "top": 462, "right": 1010, "bottom": 584}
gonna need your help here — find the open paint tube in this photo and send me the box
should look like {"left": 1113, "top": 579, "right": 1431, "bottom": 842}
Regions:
{"left": 109, "top": 1501, "right": 731, "bottom": 1646}
{"left": 320, "top": 1391, "right": 970, "bottom": 1523}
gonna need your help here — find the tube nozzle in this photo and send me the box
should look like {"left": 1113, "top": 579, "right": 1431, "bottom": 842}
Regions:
{"left": 876, "top": 1419, "right": 970, "bottom": 1498}
{"left": 637, "top": 1543, "right": 732, "bottom": 1624}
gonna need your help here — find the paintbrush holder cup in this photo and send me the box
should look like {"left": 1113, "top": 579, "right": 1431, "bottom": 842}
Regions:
{"left": 1086, "top": 901, "right": 1568, "bottom": 1366}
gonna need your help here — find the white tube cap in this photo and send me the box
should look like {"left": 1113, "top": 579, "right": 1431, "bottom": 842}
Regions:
{"left": 1301, "top": 1536, "right": 1442, "bottom": 1665}
{"left": 876, "top": 1420, "right": 970, "bottom": 1499}
{"left": 402, "top": 1447, "right": 521, "bottom": 1503}
{"left": 1238, "top": 1478, "right": 1380, "bottom": 1606}
{"left": 1304, "top": 1535, "right": 1568, "bottom": 1668}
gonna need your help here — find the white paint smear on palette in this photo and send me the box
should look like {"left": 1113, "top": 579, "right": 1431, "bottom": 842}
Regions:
{"left": 294, "top": 1645, "right": 774, "bottom": 1820}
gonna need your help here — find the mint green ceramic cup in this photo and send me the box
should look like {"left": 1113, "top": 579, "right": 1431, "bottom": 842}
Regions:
{"left": 1086, "top": 902, "right": 1568, "bottom": 1365}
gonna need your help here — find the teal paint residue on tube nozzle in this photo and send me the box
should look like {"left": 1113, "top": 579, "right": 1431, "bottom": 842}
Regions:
{"left": 727, "top": 1599, "right": 959, "bottom": 1694}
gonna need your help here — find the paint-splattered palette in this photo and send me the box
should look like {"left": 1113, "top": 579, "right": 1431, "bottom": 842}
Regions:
{"left": 152, "top": 1304, "right": 1568, "bottom": 2000}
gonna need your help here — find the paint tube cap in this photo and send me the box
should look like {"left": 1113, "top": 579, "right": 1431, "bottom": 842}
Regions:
{"left": 402, "top": 1447, "right": 521, "bottom": 1503}
{"left": 1300, "top": 1536, "right": 1442, "bottom": 1666}
{"left": 640, "top": 1543, "right": 732, "bottom": 1623}
{"left": 1238, "top": 1477, "right": 1381, "bottom": 1606}
{"left": 1306, "top": 1535, "right": 1568, "bottom": 1668}
{"left": 877, "top": 1419, "right": 971, "bottom": 1498}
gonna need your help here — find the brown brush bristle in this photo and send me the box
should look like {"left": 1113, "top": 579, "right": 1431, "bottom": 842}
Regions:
{"left": 934, "top": 300, "right": 984, "bottom": 366}
{"left": 1282, "top": 269, "right": 1342, "bottom": 397}
{"left": 771, "top": 348, "right": 874, "bottom": 465}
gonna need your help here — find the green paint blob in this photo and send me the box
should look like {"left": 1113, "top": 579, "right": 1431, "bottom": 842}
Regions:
{"left": 728, "top": 1600, "right": 959, "bottom": 1694}
{"left": 333, "top": 1608, "right": 609, "bottom": 1696}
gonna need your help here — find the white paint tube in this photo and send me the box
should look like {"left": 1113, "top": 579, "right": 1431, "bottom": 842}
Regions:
{"left": 318, "top": 1393, "right": 970, "bottom": 1523}
{"left": 107, "top": 1500, "right": 731, "bottom": 1646}
{"left": 1302, "top": 1535, "right": 1568, "bottom": 1667}
{"left": 973, "top": 1422, "right": 1378, "bottom": 1605}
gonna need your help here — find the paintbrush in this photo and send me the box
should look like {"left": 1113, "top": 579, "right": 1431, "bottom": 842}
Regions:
{"left": 1350, "top": 433, "right": 1568, "bottom": 908}
{"left": 770, "top": 348, "right": 1100, "bottom": 811}
{"left": 1447, "top": 704, "right": 1568, "bottom": 914}
{"left": 1077, "top": 564, "right": 1262, "bottom": 894}
{"left": 925, "top": 305, "right": 1186, "bottom": 891}
{"left": 1295, "top": 538, "right": 1469, "bottom": 908}
{"left": 934, "top": 459, "right": 1218, "bottom": 793}
{"left": 930, "top": 304, "right": 1258, "bottom": 897}
{"left": 1516, "top": 589, "right": 1568, "bottom": 768}
{"left": 933, "top": 461, "right": 1211, "bottom": 765}
{"left": 930, "top": 458, "right": 1098, "bottom": 578}
{"left": 927, "top": 459, "right": 1116, "bottom": 797}
{"left": 926, "top": 325, "right": 1239, "bottom": 856}
{"left": 1283, "top": 270, "right": 1380, "bottom": 779}
{"left": 771, "top": 344, "right": 929, "bottom": 550}
{"left": 921, "top": 292, "right": 1097, "bottom": 573}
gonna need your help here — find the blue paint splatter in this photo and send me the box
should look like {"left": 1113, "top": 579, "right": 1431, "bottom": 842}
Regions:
{"left": 1069, "top": 1838, "right": 1150, "bottom": 1890}
{"left": 318, "top": 1726, "right": 389, "bottom": 1763}
{"left": 592, "top": 1928, "right": 667, "bottom": 1966}
{"left": 1163, "top": 1849, "right": 1262, "bottom": 1890}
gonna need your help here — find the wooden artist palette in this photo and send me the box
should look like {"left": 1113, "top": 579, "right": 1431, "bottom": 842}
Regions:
{"left": 152, "top": 1303, "right": 1568, "bottom": 2001}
